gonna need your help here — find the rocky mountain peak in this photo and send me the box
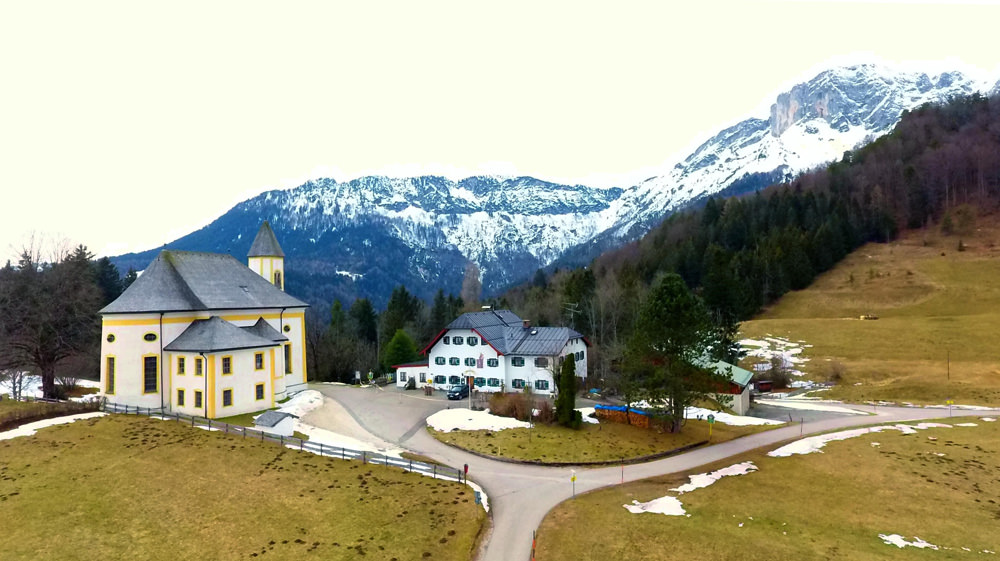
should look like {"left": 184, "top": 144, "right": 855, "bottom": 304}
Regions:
{"left": 768, "top": 64, "right": 977, "bottom": 137}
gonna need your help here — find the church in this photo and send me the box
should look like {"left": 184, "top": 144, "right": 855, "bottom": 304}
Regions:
{"left": 99, "top": 223, "right": 308, "bottom": 419}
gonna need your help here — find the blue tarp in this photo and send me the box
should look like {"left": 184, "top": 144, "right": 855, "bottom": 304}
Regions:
{"left": 594, "top": 404, "right": 650, "bottom": 416}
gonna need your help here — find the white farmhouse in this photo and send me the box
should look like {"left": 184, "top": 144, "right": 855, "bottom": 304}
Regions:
{"left": 396, "top": 310, "right": 589, "bottom": 395}
{"left": 98, "top": 222, "right": 308, "bottom": 419}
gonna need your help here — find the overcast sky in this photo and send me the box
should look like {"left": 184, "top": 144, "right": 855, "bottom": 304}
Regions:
{"left": 2, "top": 0, "right": 999, "bottom": 262}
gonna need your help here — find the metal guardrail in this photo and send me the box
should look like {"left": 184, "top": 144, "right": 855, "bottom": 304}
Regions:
{"left": 100, "top": 402, "right": 464, "bottom": 482}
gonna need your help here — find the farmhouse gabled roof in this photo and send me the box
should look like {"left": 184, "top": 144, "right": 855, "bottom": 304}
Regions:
{"left": 100, "top": 250, "right": 306, "bottom": 314}
{"left": 247, "top": 221, "right": 285, "bottom": 258}
{"left": 421, "top": 310, "right": 588, "bottom": 356}
{"left": 163, "top": 316, "right": 280, "bottom": 353}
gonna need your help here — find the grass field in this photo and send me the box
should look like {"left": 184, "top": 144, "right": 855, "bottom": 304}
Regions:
{"left": 537, "top": 416, "right": 1000, "bottom": 560}
{"left": 741, "top": 217, "right": 1000, "bottom": 405}
{"left": 0, "top": 415, "right": 484, "bottom": 561}
{"left": 429, "top": 419, "right": 776, "bottom": 464}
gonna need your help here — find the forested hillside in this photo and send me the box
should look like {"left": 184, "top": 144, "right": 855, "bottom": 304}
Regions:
{"left": 499, "top": 94, "right": 1000, "bottom": 386}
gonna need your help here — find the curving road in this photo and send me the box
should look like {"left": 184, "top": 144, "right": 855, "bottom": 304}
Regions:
{"left": 303, "top": 384, "right": 997, "bottom": 561}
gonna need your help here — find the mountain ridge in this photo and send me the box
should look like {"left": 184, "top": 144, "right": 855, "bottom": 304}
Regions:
{"left": 111, "top": 64, "right": 992, "bottom": 309}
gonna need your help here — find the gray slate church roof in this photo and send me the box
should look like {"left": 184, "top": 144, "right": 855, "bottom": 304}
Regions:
{"left": 423, "top": 310, "right": 587, "bottom": 356}
{"left": 100, "top": 250, "right": 306, "bottom": 314}
{"left": 247, "top": 221, "right": 285, "bottom": 257}
{"left": 243, "top": 317, "right": 289, "bottom": 343}
{"left": 163, "top": 316, "right": 281, "bottom": 353}
{"left": 254, "top": 410, "right": 297, "bottom": 428}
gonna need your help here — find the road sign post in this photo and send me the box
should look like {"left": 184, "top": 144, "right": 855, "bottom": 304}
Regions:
{"left": 571, "top": 470, "right": 576, "bottom": 498}
{"left": 707, "top": 414, "right": 716, "bottom": 442}
{"left": 946, "top": 399, "right": 954, "bottom": 417}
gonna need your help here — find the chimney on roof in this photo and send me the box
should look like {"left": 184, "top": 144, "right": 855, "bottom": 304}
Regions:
{"left": 522, "top": 319, "right": 530, "bottom": 329}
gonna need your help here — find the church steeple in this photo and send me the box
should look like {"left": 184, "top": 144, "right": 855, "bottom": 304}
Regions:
{"left": 247, "top": 221, "right": 285, "bottom": 290}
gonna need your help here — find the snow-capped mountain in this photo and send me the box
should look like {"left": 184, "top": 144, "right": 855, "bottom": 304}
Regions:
{"left": 112, "top": 64, "right": 991, "bottom": 309}
{"left": 599, "top": 64, "right": 985, "bottom": 240}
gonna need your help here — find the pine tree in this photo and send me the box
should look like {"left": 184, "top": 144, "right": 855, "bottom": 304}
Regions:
{"left": 383, "top": 329, "right": 418, "bottom": 371}
{"left": 556, "top": 355, "right": 580, "bottom": 428}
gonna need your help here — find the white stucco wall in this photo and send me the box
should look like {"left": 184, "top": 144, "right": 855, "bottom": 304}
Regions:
{"left": 713, "top": 386, "right": 751, "bottom": 416}
{"left": 427, "top": 329, "right": 503, "bottom": 390}
{"left": 394, "top": 364, "right": 430, "bottom": 388}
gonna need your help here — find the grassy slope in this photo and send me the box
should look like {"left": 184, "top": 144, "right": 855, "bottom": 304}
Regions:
{"left": 0, "top": 415, "right": 484, "bottom": 561}
{"left": 538, "top": 417, "right": 1000, "bottom": 560}
{"left": 430, "top": 419, "right": 776, "bottom": 464}
{"left": 740, "top": 219, "right": 1000, "bottom": 404}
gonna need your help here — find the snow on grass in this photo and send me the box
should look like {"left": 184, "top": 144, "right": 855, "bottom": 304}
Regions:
{"left": 0, "top": 412, "right": 106, "bottom": 441}
{"left": 427, "top": 408, "right": 530, "bottom": 432}
{"left": 981, "top": 417, "right": 996, "bottom": 422}
{"left": 624, "top": 496, "right": 686, "bottom": 516}
{"left": 740, "top": 336, "right": 811, "bottom": 380}
{"left": 768, "top": 423, "right": 955, "bottom": 457}
{"left": 577, "top": 407, "right": 600, "bottom": 424}
{"left": 625, "top": 461, "right": 758, "bottom": 517}
{"left": 956, "top": 423, "right": 979, "bottom": 427}
{"left": 2, "top": 374, "right": 101, "bottom": 401}
{"left": 670, "top": 462, "right": 758, "bottom": 494}
{"left": 297, "top": 424, "right": 404, "bottom": 458}
{"left": 754, "top": 399, "right": 869, "bottom": 415}
{"left": 878, "top": 534, "right": 939, "bottom": 549}
{"left": 923, "top": 403, "right": 995, "bottom": 411}
{"left": 686, "top": 406, "right": 784, "bottom": 426}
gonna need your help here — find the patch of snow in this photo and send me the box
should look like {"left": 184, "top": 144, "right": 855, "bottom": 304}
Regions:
{"left": 925, "top": 403, "right": 995, "bottom": 411}
{"left": 788, "top": 380, "right": 818, "bottom": 389}
{"left": 686, "top": 406, "right": 784, "bottom": 426}
{"left": 1, "top": 374, "right": 100, "bottom": 399}
{"left": 0, "top": 412, "right": 106, "bottom": 441}
{"left": 769, "top": 423, "right": 953, "bottom": 457}
{"left": 755, "top": 399, "right": 869, "bottom": 415}
{"left": 427, "top": 408, "right": 531, "bottom": 432}
{"left": 878, "top": 534, "right": 939, "bottom": 550}
{"left": 956, "top": 423, "right": 978, "bottom": 427}
{"left": 981, "top": 417, "right": 996, "bottom": 422}
{"left": 624, "top": 496, "right": 686, "bottom": 516}
{"left": 739, "top": 336, "right": 810, "bottom": 378}
{"left": 335, "top": 270, "right": 363, "bottom": 281}
{"left": 576, "top": 407, "right": 600, "bottom": 424}
{"left": 465, "top": 479, "right": 490, "bottom": 513}
{"left": 295, "top": 424, "right": 403, "bottom": 458}
{"left": 275, "top": 390, "right": 324, "bottom": 419}
{"left": 670, "top": 461, "right": 758, "bottom": 494}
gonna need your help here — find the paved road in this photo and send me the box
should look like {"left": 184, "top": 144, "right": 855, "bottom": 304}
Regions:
{"left": 305, "top": 384, "right": 998, "bottom": 561}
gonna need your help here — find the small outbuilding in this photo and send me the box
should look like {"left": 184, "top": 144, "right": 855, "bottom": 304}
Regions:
{"left": 253, "top": 410, "right": 298, "bottom": 437}
{"left": 393, "top": 361, "right": 430, "bottom": 389}
{"left": 706, "top": 360, "right": 753, "bottom": 415}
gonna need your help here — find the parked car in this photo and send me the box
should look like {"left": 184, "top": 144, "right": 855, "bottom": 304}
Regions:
{"left": 447, "top": 384, "right": 470, "bottom": 400}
